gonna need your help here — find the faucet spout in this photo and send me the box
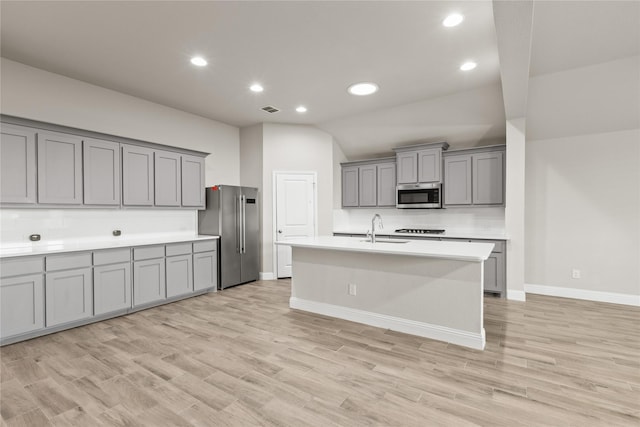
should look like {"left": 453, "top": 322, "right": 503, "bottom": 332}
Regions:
{"left": 370, "top": 214, "right": 383, "bottom": 243}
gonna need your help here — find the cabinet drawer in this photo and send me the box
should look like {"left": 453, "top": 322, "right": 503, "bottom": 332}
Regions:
{"left": 166, "top": 243, "right": 192, "bottom": 257}
{"left": 46, "top": 252, "right": 92, "bottom": 272}
{"left": 93, "top": 248, "right": 131, "bottom": 266}
{"left": 193, "top": 240, "right": 216, "bottom": 253}
{"left": 0, "top": 257, "right": 44, "bottom": 278}
{"left": 133, "top": 245, "right": 165, "bottom": 260}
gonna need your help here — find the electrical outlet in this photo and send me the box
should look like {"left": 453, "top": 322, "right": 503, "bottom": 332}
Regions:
{"left": 348, "top": 283, "right": 357, "bottom": 296}
{"left": 572, "top": 269, "right": 581, "bottom": 279}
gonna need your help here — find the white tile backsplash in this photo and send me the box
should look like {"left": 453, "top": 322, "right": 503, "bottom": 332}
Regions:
{"left": 0, "top": 209, "right": 198, "bottom": 245}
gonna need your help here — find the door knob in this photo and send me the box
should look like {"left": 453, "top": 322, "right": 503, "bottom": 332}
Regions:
{"left": 278, "top": 229, "right": 283, "bottom": 233}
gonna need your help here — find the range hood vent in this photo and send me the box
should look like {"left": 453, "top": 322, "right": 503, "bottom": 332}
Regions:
{"left": 261, "top": 105, "right": 280, "bottom": 113}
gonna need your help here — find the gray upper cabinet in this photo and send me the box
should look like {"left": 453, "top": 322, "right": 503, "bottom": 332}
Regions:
{"left": 417, "top": 148, "right": 441, "bottom": 183}
{"left": 83, "top": 138, "right": 121, "bottom": 206}
{"left": 37, "top": 131, "right": 83, "bottom": 204}
{"left": 377, "top": 162, "right": 396, "bottom": 207}
{"left": 473, "top": 151, "right": 504, "bottom": 205}
{"left": 0, "top": 124, "right": 37, "bottom": 204}
{"left": 182, "top": 155, "right": 205, "bottom": 208}
{"left": 154, "top": 150, "right": 181, "bottom": 207}
{"left": 396, "top": 151, "right": 418, "bottom": 184}
{"left": 394, "top": 142, "right": 448, "bottom": 184}
{"left": 342, "top": 166, "right": 359, "bottom": 207}
{"left": 443, "top": 155, "right": 472, "bottom": 206}
{"left": 122, "top": 144, "right": 155, "bottom": 206}
{"left": 358, "top": 164, "right": 377, "bottom": 207}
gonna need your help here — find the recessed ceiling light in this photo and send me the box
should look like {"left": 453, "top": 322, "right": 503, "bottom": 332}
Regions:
{"left": 460, "top": 61, "right": 477, "bottom": 71}
{"left": 190, "top": 56, "right": 207, "bottom": 67}
{"left": 249, "top": 83, "right": 264, "bottom": 93}
{"left": 296, "top": 106, "right": 307, "bottom": 113}
{"left": 347, "top": 82, "right": 379, "bottom": 96}
{"left": 443, "top": 13, "right": 464, "bottom": 27}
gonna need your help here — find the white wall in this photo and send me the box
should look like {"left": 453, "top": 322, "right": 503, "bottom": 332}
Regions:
{"left": 0, "top": 58, "right": 240, "bottom": 186}
{"left": 525, "top": 56, "right": 640, "bottom": 303}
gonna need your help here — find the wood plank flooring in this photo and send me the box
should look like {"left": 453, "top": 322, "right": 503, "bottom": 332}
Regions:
{"left": 1, "top": 279, "right": 639, "bottom": 426}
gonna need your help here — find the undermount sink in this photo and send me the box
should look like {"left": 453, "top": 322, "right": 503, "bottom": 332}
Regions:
{"left": 360, "top": 238, "right": 409, "bottom": 244}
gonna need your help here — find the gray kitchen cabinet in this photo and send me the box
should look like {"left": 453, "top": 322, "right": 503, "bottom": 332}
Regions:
{"left": 45, "top": 267, "right": 93, "bottom": 327}
{"left": 0, "top": 274, "right": 44, "bottom": 339}
{"left": 396, "top": 151, "right": 418, "bottom": 184}
{"left": 0, "top": 124, "right": 37, "bottom": 204}
{"left": 155, "top": 150, "right": 182, "bottom": 207}
{"left": 377, "top": 162, "right": 396, "bottom": 207}
{"left": 443, "top": 154, "right": 472, "bottom": 205}
{"left": 193, "top": 250, "right": 217, "bottom": 291}
{"left": 394, "top": 142, "right": 449, "bottom": 184}
{"left": 483, "top": 251, "right": 505, "bottom": 294}
{"left": 342, "top": 165, "right": 359, "bottom": 207}
{"left": 473, "top": 151, "right": 504, "bottom": 205}
{"left": 83, "top": 138, "right": 121, "bottom": 206}
{"left": 166, "top": 254, "right": 193, "bottom": 298}
{"left": 93, "top": 249, "right": 132, "bottom": 316}
{"left": 133, "top": 258, "right": 166, "bottom": 306}
{"left": 418, "top": 148, "right": 441, "bottom": 183}
{"left": 122, "top": 144, "right": 155, "bottom": 206}
{"left": 358, "top": 164, "right": 377, "bottom": 207}
{"left": 182, "top": 155, "right": 205, "bottom": 208}
{"left": 37, "top": 131, "right": 83, "bottom": 204}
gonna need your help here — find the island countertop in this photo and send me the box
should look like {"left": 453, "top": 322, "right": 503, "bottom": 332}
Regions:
{"left": 276, "top": 236, "right": 494, "bottom": 262}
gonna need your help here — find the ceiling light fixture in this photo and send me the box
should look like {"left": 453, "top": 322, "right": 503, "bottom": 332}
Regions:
{"left": 347, "top": 82, "right": 379, "bottom": 96}
{"left": 249, "top": 83, "right": 264, "bottom": 93}
{"left": 190, "top": 56, "right": 207, "bottom": 67}
{"left": 296, "top": 106, "right": 307, "bottom": 113}
{"left": 460, "top": 61, "right": 477, "bottom": 71}
{"left": 443, "top": 13, "right": 464, "bottom": 27}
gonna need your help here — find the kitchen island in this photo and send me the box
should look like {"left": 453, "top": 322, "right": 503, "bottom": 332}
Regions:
{"left": 275, "top": 236, "right": 494, "bottom": 350}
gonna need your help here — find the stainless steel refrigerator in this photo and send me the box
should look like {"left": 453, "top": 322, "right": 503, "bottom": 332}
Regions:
{"left": 198, "top": 185, "right": 259, "bottom": 289}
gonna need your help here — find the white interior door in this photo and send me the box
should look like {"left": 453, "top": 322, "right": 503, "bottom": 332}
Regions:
{"left": 275, "top": 172, "right": 316, "bottom": 278}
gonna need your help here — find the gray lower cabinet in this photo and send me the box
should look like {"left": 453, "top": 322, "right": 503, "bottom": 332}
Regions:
{"left": 182, "top": 155, "right": 205, "bottom": 208}
{"left": 155, "top": 150, "right": 181, "bottom": 207}
{"left": 377, "top": 162, "right": 396, "bottom": 207}
{"left": 122, "top": 144, "right": 155, "bottom": 206}
{"left": 83, "top": 138, "right": 121, "bottom": 206}
{"left": 0, "top": 274, "right": 44, "bottom": 338}
{"left": 342, "top": 166, "right": 359, "bottom": 207}
{"left": 45, "top": 267, "right": 93, "bottom": 327}
{"left": 166, "top": 254, "right": 193, "bottom": 298}
{"left": 133, "top": 258, "right": 166, "bottom": 306}
{"left": 0, "top": 124, "right": 37, "bottom": 204}
{"left": 193, "top": 251, "right": 217, "bottom": 291}
{"left": 94, "top": 262, "right": 132, "bottom": 315}
{"left": 358, "top": 164, "right": 377, "bottom": 207}
{"left": 483, "top": 252, "right": 505, "bottom": 294}
{"left": 37, "top": 131, "right": 83, "bottom": 205}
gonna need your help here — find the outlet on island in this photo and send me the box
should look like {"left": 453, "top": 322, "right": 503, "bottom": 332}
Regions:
{"left": 348, "top": 283, "right": 357, "bottom": 296}
{"left": 572, "top": 269, "right": 581, "bottom": 279}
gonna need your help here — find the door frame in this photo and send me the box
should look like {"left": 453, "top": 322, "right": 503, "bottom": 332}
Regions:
{"left": 272, "top": 171, "right": 318, "bottom": 279}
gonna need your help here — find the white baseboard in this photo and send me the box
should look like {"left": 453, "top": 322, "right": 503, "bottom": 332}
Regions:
{"left": 290, "top": 297, "right": 485, "bottom": 350}
{"left": 506, "top": 289, "right": 526, "bottom": 301}
{"left": 525, "top": 283, "right": 640, "bottom": 307}
{"left": 259, "top": 272, "right": 275, "bottom": 281}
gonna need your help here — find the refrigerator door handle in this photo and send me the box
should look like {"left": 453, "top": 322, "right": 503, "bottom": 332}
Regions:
{"left": 241, "top": 195, "right": 246, "bottom": 254}
{"left": 236, "top": 195, "right": 241, "bottom": 253}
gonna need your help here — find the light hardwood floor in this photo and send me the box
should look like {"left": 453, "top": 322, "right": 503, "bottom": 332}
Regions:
{"left": 1, "top": 279, "right": 639, "bottom": 426}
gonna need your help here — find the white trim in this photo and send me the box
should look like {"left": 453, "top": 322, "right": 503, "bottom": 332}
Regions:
{"left": 525, "top": 283, "right": 640, "bottom": 307}
{"left": 506, "top": 289, "right": 526, "bottom": 301}
{"left": 259, "top": 272, "right": 275, "bottom": 281}
{"left": 290, "top": 297, "right": 486, "bottom": 350}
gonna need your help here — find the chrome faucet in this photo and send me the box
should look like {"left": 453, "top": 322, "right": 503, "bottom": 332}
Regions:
{"left": 370, "top": 214, "right": 383, "bottom": 243}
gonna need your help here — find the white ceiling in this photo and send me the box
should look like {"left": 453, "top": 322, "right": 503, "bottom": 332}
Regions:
{"left": 1, "top": 1, "right": 638, "bottom": 159}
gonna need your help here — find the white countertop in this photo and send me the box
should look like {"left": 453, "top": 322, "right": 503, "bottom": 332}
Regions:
{"left": 276, "top": 236, "right": 494, "bottom": 262}
{"left": 0, "top": 234, "right": 219, "bottom": 258}
{"left": 333, "top": 228, "right": 508, "bottom": 241}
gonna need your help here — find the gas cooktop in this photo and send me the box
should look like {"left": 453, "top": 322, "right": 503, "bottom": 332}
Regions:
{"left": 394, "top": 228, "right": 445, "bottom": 234}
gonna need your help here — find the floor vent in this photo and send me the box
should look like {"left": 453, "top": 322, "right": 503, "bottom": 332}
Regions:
{"left": 261, "top": 105, "right": 280, "bottom": 113}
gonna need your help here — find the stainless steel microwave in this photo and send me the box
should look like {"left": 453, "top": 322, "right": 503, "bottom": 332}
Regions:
{"left": 396, "top": 183, "right": 442, "bottom": 209}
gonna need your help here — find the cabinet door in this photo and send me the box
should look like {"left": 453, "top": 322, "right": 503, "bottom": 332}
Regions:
{"left": 154, "top": 150, "right": 181, "bottom": 207}
{"left": 194, "top": 251, "right": 217, "bottom": 291}
{"left": 166, "top": 254, "right": 193, "bottom": 298}
{"left": 83, "top": 138, "right": 121, "bottom": 205}
{"left": 396, "top": 151, "right": 418, "bottom": 184}
{"left": 358, "top": 165, "right": 377, "bottom": 207}
{"left": 473, "top": 151, "right": 504, "bottom": 205}
{"left": 483, "top": 252, "right": 505, "bottom": 294}
{"left": 182, "top": 155, "right": 205, "bottom": 208}
{"left": 45, "top": 268, "right": 93, "bottom": 327}
{"left": 443, "top": 155, "right": 472, "bottom": 206}
{"left": 133, "top": 258, "right": 166, "bottom": 306}
{"left": 417, "top": 148, "right": 441, "bottom": 183}
{"left": 342, "top": 166, "right": 359, "bottom": 207}
{"left": 377, "top": 162, "right": 396, "bottom": 207}
{"left": 122, "top": 145, "right": 155, "bottom": 206}
{"left": 94, "top": 262, "right": 131, "bottom": 315}
{"left": 0, "top": 274, "right": 44, "bottom": 338}
{"left": 37, "top": 131, "right": 83, "bottom": 204}
{"left": 0, "top": 124, "right": 37, "bottom": 204}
